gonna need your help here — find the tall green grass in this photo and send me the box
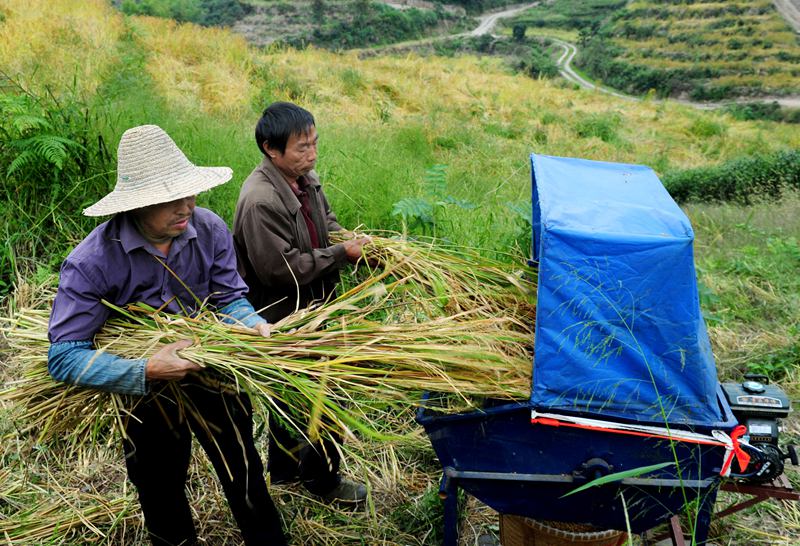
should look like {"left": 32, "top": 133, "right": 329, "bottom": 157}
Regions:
{"left": 687, "top": 194, "right": 800, "bottom": 379}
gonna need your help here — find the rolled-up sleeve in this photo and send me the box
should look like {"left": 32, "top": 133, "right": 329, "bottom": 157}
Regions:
{"left": 218, "top": 297, "right": 267, "bottom": 328}
{"left": 48, "top": 340, "right": 148, "bottom": 395}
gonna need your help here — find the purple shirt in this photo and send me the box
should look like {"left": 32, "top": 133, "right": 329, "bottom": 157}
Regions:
{"left": 49, "top": 207, "right": 248, "bottom": 342}
{"left": 46, "top": 207, "right": 262, "bottom": 395}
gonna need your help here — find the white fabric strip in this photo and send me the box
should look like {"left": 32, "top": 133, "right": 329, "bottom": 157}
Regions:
{"left": 530, "top": 410, "right": 741, "bottom": 477}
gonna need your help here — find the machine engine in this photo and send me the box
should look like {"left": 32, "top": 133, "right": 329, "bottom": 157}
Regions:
{"left": 722, "top": 374, "right": 798, "bottom": 483}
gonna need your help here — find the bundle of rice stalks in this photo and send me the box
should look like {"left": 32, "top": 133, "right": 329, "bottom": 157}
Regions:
{"left": 6, "top": 307, "right": 529, "bottom": 442}
{"left": 1, "top": 309, "right": 131, "bottom": 447}
{"left": 333, "top": 230, "right": 536, "bottom": 325}
{"left": 3, "top": 250, "right": 535, "bottom": 447}
{"left": 0, "top": 238, "right": 537, "bottom": 544}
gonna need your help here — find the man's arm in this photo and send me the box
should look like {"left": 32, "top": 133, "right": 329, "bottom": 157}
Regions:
{"left": 48, "top": 339, "right": 200, "bottom": 395}
{"left": 48, "top": 259, "right": 201, "bottom": 394}
{"left": 49, "top": 298, "right": 267, "bottom": 396}
{"left": 48, "top": 340, "right": 149, "bottom": 395}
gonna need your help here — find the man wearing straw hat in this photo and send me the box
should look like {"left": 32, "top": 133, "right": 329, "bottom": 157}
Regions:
{"left": 47, "top": 125, "right": 287, "bottom": 545}
{"left": 233, "top": 102, "right": 369, "bottom": 504}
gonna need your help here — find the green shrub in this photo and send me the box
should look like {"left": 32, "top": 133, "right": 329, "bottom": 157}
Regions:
{"left": 688, "top": 117, "right": 727, "bottom": 138}
{"left": 516, "top": 44, "right": 559, "bottom": 79}
{"left": 120, "top": 0, "right": 250, "bottom": 27}
{"left": 509, "top": 0, "right": 626, "bottom": 31}
{"left": 689, "top": 84, "right": 735, "bottom": 101}
{"left": 723, "top": 102, "right": 800, "bottom": 124}
{"left": 663, "top": 150, "right": 800, "bottom": 204}
{"left": 121, "top": 0, "right": 202, "bottom": 22}
{"left": 197, "top": 0, "right": 251, "bottom": 27}
{"left": 0, "top": 87, "right": 114, "bottom": 295}
{"left": 307, "top": 4, "right": 445, "bottom": 49}
{"left": 574, "top": 112, "right": 622, "bottom": 143}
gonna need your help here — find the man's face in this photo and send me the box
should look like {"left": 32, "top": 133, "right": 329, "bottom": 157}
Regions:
{"left": 136, "top": 196, "right": 196, "bottom": 240}
{"left": 268, "top": 126, "right": 318, "bottom": 180}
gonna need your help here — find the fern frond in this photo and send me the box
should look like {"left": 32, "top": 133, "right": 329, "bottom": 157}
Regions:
{"left": 391, "top": 197, "right": 434, "bottom": 226}
{"left": 0, "top": 93, "right": 31, "bottom": 117}
{"left": 11, "top": 114, "right": 51, "bottom": 134}
{"left": 6, "top": 150, "right": 37, "bottom": 178}
{"left": 26, "top": 135, "right": 82, "bottom": 170}
{"left": 423, "top": 163, "right": 448, "bottom": 199}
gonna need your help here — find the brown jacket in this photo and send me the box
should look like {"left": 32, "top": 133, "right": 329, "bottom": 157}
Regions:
{"left": 233, "top": 156, "right": 346, "bottom": 322}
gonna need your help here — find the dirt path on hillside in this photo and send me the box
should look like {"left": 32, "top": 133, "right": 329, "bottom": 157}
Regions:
{"left": 773, "top": 0, "right": 800, "bottom": 32}
{"left": 355, "top": 2, "right": 539, "bottom": 54}
{"left": 470, "top": 3, "right": 539, "bottom": 36}
{"left": 550, "top": 38, "right": 633, "bottom": 102}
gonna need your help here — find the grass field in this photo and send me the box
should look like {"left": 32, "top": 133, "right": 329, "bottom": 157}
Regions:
{"left": 1, "top": 0, "right": 799, "bottom": 543}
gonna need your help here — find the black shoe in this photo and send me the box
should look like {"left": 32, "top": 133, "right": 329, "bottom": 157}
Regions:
{"left": 320, "top": 478, "right": 367, "bottom": 504}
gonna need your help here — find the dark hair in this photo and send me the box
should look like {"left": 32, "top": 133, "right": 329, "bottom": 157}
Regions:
{"left": 255, "top": 102, "right": 315, "bottom": 156}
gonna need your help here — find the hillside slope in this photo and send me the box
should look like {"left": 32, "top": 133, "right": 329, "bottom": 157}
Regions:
{"left": 1, "top": 0, "right": 799, "bottom": 240}
{"left": 578, "top": 0, "right": 800, "bottom": 100}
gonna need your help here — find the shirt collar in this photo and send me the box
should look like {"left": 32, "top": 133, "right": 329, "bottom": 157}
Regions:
{"left": 118, "top": 211, "right": 197, "bottom": 256}
{"left": 290, "top": 175, "right": 313, "bottom": 198}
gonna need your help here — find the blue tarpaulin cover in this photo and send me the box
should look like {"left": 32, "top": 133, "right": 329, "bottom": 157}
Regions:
{"left": 530, "top": 154, "right": 723, "bottom": 426}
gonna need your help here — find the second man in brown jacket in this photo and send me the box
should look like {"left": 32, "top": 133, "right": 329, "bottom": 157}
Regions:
{"left": 233, "top": 101, "right": 369, "bottom": 503}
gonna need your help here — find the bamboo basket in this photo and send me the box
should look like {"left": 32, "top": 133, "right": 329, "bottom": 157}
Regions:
{"left": 499, "top": 515, "right": 627, "bottom": 546}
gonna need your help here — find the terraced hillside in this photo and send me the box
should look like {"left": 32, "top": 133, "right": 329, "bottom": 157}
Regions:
{"left": 577, "top": 0, "right": 800, "bottom": 100}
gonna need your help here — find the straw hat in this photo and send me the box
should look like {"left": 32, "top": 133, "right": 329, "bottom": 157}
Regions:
{"left": 83, "top": 125, "right": 232, "bottom": 216}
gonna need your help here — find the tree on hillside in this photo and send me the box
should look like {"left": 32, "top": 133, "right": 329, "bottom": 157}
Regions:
{"left": 312, "top": 0, "right": 326, "bottom": 21}
{"left": 119, "top": 0, "right": 250, "bottom": 27}
{"left": 578, "top": 22, "right": 601, "bottom": 48}
{"left": 121, "top": 0, "right": 201, "bottom": 22}
{"left": 512, "top": 24, "right": 526, "bottom": 42}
